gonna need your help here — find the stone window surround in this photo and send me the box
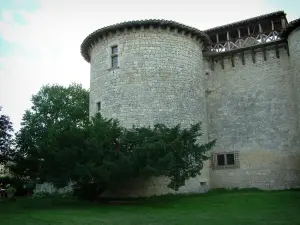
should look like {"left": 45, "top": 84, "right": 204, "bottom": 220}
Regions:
{"left": 212, "top": 151, "right": 240, "bottom": 170}
{"left": 111, "top": 45, "right": 118, "bottom": 68}
{"left": 107, "top": 41, "right": 123, "bottom": 70}
{"left": 96, "top": 101, "right": 101, "bottom": 112}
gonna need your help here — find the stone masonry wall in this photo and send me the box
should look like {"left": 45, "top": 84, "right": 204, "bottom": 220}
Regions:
{"left": 89, "top": 28, "right": 210, "bottom": 197}
{"left": 288, "top": 27, "right": 300, "bottom": 128}
{"left": 204, "top": 47, "right": 300, "bottom": 190}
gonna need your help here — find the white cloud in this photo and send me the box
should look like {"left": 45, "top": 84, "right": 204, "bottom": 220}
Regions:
{"left": 0, "top": 0, "right": 293, "bottom": 131}
{"left": 1, "top": 10, "right": 15, "bottom": 24}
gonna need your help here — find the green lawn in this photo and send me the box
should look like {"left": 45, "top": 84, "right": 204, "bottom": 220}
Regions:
{"left": 0, "top": 190, "right": 299, "bottom": 225}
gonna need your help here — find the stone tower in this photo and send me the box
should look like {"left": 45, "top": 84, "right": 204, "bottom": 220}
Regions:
{"left": 81, "top": 21, "right": 212, "bottom": 196}
{"left": 81, "top": 12, "right": 300, "bottom": 197}
{"left": 81, "top": 21, "right": 210, "bottom": 130}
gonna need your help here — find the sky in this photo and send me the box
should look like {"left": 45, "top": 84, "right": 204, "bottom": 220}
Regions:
{"left": 0, "top": 0, "right": 299, "bottom": 132}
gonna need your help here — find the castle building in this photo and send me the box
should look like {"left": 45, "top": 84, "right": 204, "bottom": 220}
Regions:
{"left": 81, "top": 11, "right": 300, "bottom": 197}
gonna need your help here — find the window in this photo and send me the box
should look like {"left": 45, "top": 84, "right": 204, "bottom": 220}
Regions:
{"left": 96, "top": 101, "right": 101, "bottom": 111}
{"left": 111, "top": 45, "right": 118, "bottom": 68}
{"left": 226, "top": 153, "right": 235, "bottom": 165}
{"left": 217, "top": 154, "right": 225, "bottom": 166}
{"left": 213, "top": 152, "right": 239, "bottom": 169}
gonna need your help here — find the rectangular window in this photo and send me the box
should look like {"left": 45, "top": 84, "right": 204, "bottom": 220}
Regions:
{"left": 111, "top": 46, "right": 118, "bottom": 68}
{"left": 112, "top": 46, "right": 118, "bottom": 54}
{"left": 96, "top": 101, "right": 101, "bottom": 111}
{"left": 214, "top": 152, "right": 239, "bottom": 169}
{"left": 226, "top": 153, "right": 235, "bottom": 165}
{"left": 217, "top": 154, "right": 225, "bottom": 166}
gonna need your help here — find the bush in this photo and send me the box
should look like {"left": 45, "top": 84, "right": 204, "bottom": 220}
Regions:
{"left": 0, "top": 176, "right": 36, "bottom": 196}
{"left": 61, "top": 190, "right": 74, "bottom": 198}
{"left": 69, "top": 116, "right": 216, "bottom": 200}
{"left": 31, "top": 190, "right": 74, "bottom": 199}
{"left": 31, "top": 191, "right": 52, "bottom": 199}
{"left": 72, "top": 182, "right": 104, "bottom": 201}
{"left": 13, "top": 112, "right": 216, "bottom": 201}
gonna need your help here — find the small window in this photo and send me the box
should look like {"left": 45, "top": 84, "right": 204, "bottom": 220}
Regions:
{"left": 213, "top": 152, "right": 239, "bottom": 169}
{"left": 226, "top": 153, "right": 235, "bottom": 165}
{"left": 111, "top": 46, "right": 118, "bottom": 68}
{"left": 96, "top": 101, "right": 101, "bottom": 111}
{"left": 112, "top": 46, "right": 118, "bottom": 54}
{"left": 217, "top": 154, "right": 225, "bottom": 166}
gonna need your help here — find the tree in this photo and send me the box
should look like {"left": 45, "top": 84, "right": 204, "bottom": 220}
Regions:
{"left": 11, "top": 83, "right": 89, "bottom": 181}
{"left": 71, "top": 113, "right": 216, "bottom": 199}
{"left": 120, "top": 122, "right": 216, "bottom": 191}
{"left": 12, "top": 82, "right": 216, "bottom": 200}
{"left": 0, "top": 106, "right": 14, "bottom": 164}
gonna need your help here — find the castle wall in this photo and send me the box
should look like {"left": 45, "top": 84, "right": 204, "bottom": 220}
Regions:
{"left": 89, "top": 28, "right": 210, "bottom": 197}
{"left": 288, "top": 27, "right": 300, "bottom": 127}
{"left": 205, "top": 47, "right": 300, "bottom": 190}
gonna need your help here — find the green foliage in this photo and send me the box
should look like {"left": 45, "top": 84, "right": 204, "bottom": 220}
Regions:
{"left": 120, "top": 123, "right": 216, "bottom": 190}
{"left": 12, "top": 83, "right": 216, "bottom": 200}
{"left": 61, "top": 190, "right": 74, "bottom": 198}
{"left": 31, "top": 191, "right": 52, "bottom": 199}
{"left": 0, "top": 176, "right": 35, "bottom": 196}
{"left": 31, "top": 190, "right": 73, "bottom": 199}
{"left": 71, "top": 113, "right": 124, "bottom": 198}
{"left": 69, "top": 114, "right": 216, "bottom": 199}
{"left": 10, "top": 83, "right": 89, "bottom": 185}
{"left": 0, "top": 106, "right": 14, "bottom": 164}
{"left": 5, "top": 185, "right": 17, "bottom": 199}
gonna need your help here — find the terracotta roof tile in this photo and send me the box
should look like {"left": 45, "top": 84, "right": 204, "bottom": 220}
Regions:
{"left": 81, "top": 19, "right": 210, "bottom": 62}
{"left": 281, "top": 18, "right": 300, "bottom": 37}
{"left": 205, "top": 11, "right": 286, "bottom": 33}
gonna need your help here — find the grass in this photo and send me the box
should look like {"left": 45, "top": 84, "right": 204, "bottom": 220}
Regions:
{"left": 0, "top": 189, "right": 299, "bottom": 225}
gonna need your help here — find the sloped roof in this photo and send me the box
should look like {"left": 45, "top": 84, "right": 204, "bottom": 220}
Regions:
{"left": 281, "top": 18, "right": 300, "bottom": 37}
{"left": 205, "top": 11, "right": 286, "bottom": 33}
{"left": 81, "top": 19, "right": 211, "bottom": 62}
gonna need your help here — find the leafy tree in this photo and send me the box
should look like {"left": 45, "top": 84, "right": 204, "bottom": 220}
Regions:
{"left": 10, "top": 83, "right": 89, "bottom": 181}
{"left": 71, "top": 114, "right": 124, "bottom": 199}
{"left": 71, "top": 113, "right": 216, "bottom": 200}
{"left": 120, "top": 122, "right": 216, "bottom": 191}
{"left": 12, "top": 82, "right": 216, "bottom": 200}
{"left": 0, "top": 106, "right": 14, "bottom": 164}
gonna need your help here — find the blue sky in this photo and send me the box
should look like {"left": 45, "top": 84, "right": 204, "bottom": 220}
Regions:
{"left": 0, "top": 0, "right": 39, "bottom": 22}
{"left": 266, "top": 0, "right": 300, "bottom": 19}
{"left": 0, "top": 0, "right": 299, "bottom": 131}
{"left": 0, "top": 0, "right": 39, "bottom": 56}
{"left": 0, "top": 0, "right": 39, "bottom": 11}
{"left": 0, "top": 37, "right": 15, "bottom": 56}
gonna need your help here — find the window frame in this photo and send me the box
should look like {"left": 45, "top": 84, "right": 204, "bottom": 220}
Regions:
{"left": 212, "top": 151, "right": 239, "bottom": 170}
{"left": 111, "top": 45, "right": 118, "bottom": 68}
{"left": 217, "top": 154, "right": 225, "bottom": 166}
{"left": 96, "top": 101, "right": 101, "bottom": 112}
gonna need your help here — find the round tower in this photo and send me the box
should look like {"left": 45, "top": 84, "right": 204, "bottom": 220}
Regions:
{"left": 285, "top": 18, "right": 300, "bottom": 124}
{"left": 81, "top": 20, "right": 211, "bottom": 196}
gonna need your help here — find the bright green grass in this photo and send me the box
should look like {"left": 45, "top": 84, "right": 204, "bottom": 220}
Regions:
{"left": 0, "top": 190, "right": 299, "bottom": 225}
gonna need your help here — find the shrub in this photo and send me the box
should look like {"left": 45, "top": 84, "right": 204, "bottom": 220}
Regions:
{"left": 31, "top": 191, "right": 52, "bottom": 199}
{"left": 0, "top": 176, "right": 35, "bottom": 197}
